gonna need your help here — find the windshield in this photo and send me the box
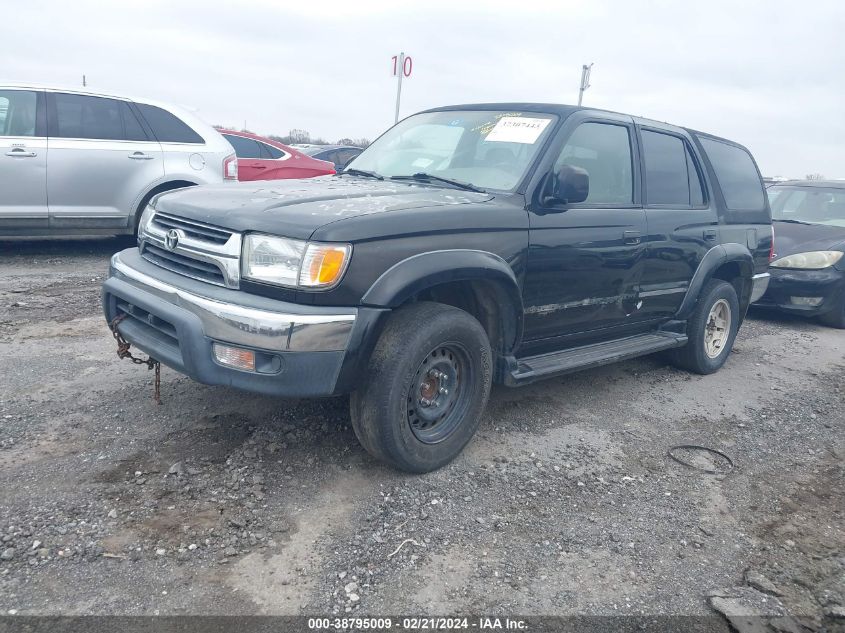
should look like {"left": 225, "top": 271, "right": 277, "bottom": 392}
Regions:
{"left": 769, "top": 185, "right": 845, "bottom": 226}
{"left": 347, "top": 110, "right": 558, "bottom": 191}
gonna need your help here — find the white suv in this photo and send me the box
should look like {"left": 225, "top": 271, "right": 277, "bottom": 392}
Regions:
{"left": 0, "top": 84, "right": 236, "bottom": 236}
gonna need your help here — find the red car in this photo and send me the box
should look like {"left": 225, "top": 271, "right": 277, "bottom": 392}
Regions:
{"left": 219, "top": 129, "right": 336, "bottom": 181}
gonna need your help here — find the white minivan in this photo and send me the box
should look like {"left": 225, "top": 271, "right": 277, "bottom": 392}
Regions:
{"left": 0, "top": 84, "right": 236, "bottom": 236}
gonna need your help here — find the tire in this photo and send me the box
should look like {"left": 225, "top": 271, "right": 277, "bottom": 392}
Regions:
{"left": 818, "top": 300, "right": 845, "bottom": 329}
{"left": 668, "top": 279, "right": 740, "bottom": 375}
{"left": 349, "top": 302, "right": 493, "bottom": 473}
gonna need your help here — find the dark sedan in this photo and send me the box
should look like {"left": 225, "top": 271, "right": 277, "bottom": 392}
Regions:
{"left": 755, "top": 180, "right": 845, "bottom": 327}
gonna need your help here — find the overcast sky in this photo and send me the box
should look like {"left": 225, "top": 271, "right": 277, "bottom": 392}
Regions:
{"left": 4, "top": 0, "right": 843, "bottom": 178}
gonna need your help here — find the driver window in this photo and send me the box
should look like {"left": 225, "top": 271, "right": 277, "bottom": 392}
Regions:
{"left": 554, "top": 122, "right": 633, "bottom": 205}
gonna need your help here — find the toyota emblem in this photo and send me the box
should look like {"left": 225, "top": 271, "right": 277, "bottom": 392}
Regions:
{"left": 165, "top": 228, "right": 182, "bottom": 251}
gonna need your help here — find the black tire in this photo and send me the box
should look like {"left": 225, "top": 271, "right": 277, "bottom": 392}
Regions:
{"left": 668, "top": 279, "right": 740, "bottom": 375}
{"left": 818, "top": 300, "right": 845, "bottom": 329}
{"left": 349, "top": 302, "right": 493, "bottom": 473}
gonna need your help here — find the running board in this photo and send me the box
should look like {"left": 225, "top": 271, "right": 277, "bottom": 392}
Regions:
{"left": 506, "top": 332, "right": 687, "bottom": 386}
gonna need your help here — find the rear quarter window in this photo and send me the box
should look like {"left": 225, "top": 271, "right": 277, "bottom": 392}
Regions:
{"left": 697, "top": 136, "right": 768, "bottom": 223}
{"left": 136, "top": 104, "right": 204, "bottom": 144}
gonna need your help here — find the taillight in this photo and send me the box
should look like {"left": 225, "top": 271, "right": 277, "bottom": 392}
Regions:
{"left": 769, "top": 225, "right": 775, "bottom": 262}
{"left": 223, "top": 154, "right": 238, "bottom": 180}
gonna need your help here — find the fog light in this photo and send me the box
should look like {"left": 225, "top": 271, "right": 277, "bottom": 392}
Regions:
{"left": 213, "top": 343, "right": 256, "bottom": 371}
{"left": 789, "top": 296, "right": 823, "bottom": 307}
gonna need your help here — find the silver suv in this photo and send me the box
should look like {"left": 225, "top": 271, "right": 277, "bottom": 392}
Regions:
{"left": 0, "top": 85, "right": 237, "bottom": 236}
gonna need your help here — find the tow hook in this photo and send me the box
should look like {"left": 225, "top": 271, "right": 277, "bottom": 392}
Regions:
{"left": 108, "top": 314, "right": 162, "bottom": 405}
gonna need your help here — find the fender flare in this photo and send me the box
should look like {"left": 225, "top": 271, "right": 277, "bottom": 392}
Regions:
{"left": 361, "top": 249, "right": 524, "bottom": 352}
{"left": 675, "top": 244, "right": 754, "bottom": 320}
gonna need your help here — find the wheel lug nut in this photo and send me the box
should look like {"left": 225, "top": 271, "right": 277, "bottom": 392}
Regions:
{"left": 420, "top": 397, "right": 431, "bottom": 407}
{"left": 439, "top": 387, "right": 448, "bottom": 395}
{"left": 428, "top": 369, "right": 439, "bottom": 378}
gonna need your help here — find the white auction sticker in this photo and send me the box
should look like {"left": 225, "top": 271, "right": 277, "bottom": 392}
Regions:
{"left": 485, "top": 116, "right": 550, "bottom": 144}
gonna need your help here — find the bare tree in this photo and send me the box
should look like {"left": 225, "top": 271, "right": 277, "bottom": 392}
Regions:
{"left": 288, "top": 129, "right": 311, "bottom": 144}
{"left": 805, "top": 173, "right": 826, "bottom": 181}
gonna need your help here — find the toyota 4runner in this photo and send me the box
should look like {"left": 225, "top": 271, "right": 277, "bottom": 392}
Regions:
{"left": 102, "top": 104, "right": 773, "bottom": 472}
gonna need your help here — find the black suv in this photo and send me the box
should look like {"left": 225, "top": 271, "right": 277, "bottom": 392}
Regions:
{"left": 103, "top": 104, "right": 772, "bottom": 472}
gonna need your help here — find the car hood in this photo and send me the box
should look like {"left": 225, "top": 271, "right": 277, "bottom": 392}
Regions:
{"left": 153, "top": 176, "right": 493, "bottom": 240}
{"left": 772, "top": 220, "right": 845, "bottom": 259}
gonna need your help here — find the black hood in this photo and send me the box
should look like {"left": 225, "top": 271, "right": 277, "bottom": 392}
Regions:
{"left": 153, "top": 176, "right": 493, "bottom": 240}
{"left": 772, "top": 220, "right": 845, "bottom": 260}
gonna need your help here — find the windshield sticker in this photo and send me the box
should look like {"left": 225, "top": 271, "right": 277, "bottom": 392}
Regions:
{"left": 484, "top": 116, "right": 550, "bottom": 144}
{"left": 412, "top": 157, "right": 435, "bottom": 168}
{"left": 471, "top": 112, "right": 523, "bottom": 136}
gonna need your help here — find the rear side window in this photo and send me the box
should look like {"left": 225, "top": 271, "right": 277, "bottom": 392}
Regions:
{"left": 258, "top": 141, "right": 285, "bottom": 159}
{"left": 223, "top": 134, "right": 262, "bottom": 159}
{"left": 698, "top": 137, "right": 765, "bottom": 211}
{"left": 0, "top": 90, "right": 38, "bottom": 137}
{"left": 119, "top": 102, "right": 149, "bottom": 141}
{"left": 136, "top": 104, "right": 204, "bottom": 144}
{"left": 641, "top": 130, "right": 706, "bottom": 207}
{"left": 555, "top": 122, "right": 634, "bottom": 205}
{"left": 53, "top": 93, "right": 124, "bottom": 140}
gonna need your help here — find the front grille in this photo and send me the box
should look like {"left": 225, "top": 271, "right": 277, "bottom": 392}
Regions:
{"left": 141, "top": 243, "right": 227, "bottom": 286}
{"left": 152, "top": 212, "right": 232, "bottom": 245}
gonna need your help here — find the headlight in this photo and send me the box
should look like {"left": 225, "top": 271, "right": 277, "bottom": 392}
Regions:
{"left": 242, "top": 233, "right": 351, "bottom": 289}
{"left": 137, "top": 204, "right": 155, "bottom": 242}
{"left": 770, "top": 251, "right": 844, "bottom": 270}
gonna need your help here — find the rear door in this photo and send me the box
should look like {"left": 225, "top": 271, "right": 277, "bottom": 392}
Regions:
{"left": 636, "top": 124, "right": 716, "bottom": 318}
{"left": 522, "top": 112, "right": 648, "bottom": 350}
{"left": 47, "top": 92, "right": 163, "bottom": 230}
{"left": 0, "top": 89, "right": 48, "bottom": 229}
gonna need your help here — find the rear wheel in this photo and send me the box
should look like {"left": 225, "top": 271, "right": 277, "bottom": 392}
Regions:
{"left": 350, "top": 302, "right": 492, "bottom": 473}
{"left": 668, "top": 279, "right": 740, "bottom": 375}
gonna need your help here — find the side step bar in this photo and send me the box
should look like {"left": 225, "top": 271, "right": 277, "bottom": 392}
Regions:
{"left": 506, "top": 332, "right": 687, "bottom": 386}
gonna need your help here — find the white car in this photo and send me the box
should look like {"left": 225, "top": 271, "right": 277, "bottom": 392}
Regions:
{"left": 0, "top": 84, "right": 236, "bottom": 236}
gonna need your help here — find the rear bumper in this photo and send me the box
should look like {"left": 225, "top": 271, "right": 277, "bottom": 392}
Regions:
{"left": 753, "top": 266, "right": 845, "bottom": 316}
{"left": 102, "top": 249, "right": 383, "bottom": 397}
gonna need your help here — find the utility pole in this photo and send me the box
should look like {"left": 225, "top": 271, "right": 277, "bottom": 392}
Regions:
{"left": 82, "top": 74, "right": 87, "bottom": 87}
{"left": 394, "top": 51, "right": 405, "bottom": 124}
{"left": 577, "top": 63, "right": 593, "bottom": 106}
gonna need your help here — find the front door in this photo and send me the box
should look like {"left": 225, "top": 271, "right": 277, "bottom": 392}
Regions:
{"left": 0, "top": 89, "right": 48, "bottom": 230}
{"left": 522, "top": 116, "right": 647, "bottom": 352}
{"left": 46, "top": 92, "right": 163, "bottom": 230}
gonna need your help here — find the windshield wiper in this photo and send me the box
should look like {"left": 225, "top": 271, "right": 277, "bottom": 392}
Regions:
{"left": 337, "top": 168, "right": 384, "bottom": 180}
{"left": 390, "top": 173, "right": 485, "bottom": 193}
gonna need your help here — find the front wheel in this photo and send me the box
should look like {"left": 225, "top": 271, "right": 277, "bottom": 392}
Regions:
{"left": 818, "top": 299, "right": 845, "bottom": 329}
{"left": 350, "top": 302, "right": 492, "bottom": 473}
{"left": 668, "top": 279, "right": 740, "bottom": 375}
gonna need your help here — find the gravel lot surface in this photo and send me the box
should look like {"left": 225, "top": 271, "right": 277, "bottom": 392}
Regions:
{"left": 0, "top": 238, "right": 842, "bottom": 630}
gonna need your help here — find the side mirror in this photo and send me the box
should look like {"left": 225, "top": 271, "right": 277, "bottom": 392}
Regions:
{"left": 544, "top": 164, "right": 589, "bottom": 207}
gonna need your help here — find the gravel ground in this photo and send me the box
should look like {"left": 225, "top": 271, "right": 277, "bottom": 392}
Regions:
{"left": 0, "top": 238, "right": 842, "bottom": 630}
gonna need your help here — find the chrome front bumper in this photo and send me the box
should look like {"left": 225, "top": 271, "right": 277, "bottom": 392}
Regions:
{"left": 109, "top": 251, "right": 356, "bottom": 352}
{"left": 750, "top": 272, "right": 770, "bottom": 304}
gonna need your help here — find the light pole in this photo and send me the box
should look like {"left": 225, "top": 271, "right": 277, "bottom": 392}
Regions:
{"left": 577, "top": 63, "right": 593, "bottom": 106}
{"left": 394, "top": 52, "right": 405, "bottom": 124}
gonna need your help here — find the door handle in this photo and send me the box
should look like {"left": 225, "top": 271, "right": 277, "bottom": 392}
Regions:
{"left": 5, "top": 149, "right": 37, "bottom": 158}
{"left": 252, "top": 165, "right": 267, "bottom": 169}
{"left": 624, "top": 230, "right": 641, "bottom": 245}
{"left": 128, "top": 152, "right": 154, "bottom": 160}
{"left": 703, "top": 228, "right": 718, "bottom": 241}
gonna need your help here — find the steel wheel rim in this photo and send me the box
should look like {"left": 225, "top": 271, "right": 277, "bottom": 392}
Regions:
{"left": 704, "top": 298, "right": 731, "bottom": 359}
{"left": 406, "top": 343, "right": 473, "bottom": 444}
